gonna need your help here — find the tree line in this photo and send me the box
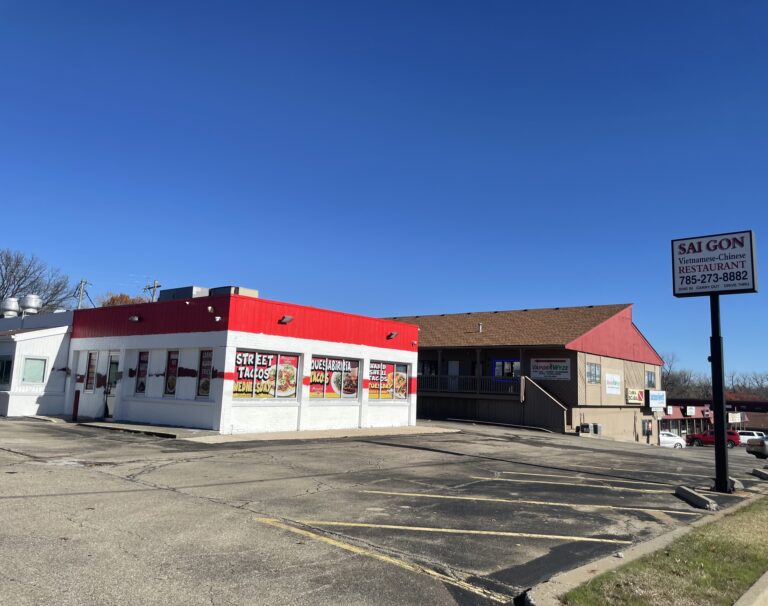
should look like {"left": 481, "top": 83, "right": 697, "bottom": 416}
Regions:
{"left": 662, "top": 352, "right": 768, "bottom": 401}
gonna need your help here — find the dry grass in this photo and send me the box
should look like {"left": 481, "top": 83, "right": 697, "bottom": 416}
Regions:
{"left": 562, "top": 496, "right": 768, "bottom": 606}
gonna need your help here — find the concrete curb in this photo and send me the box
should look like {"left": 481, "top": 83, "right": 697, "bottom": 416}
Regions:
{"left": 675, "top": 485, "right": 718, "bottom": 511}
{"left": 525, "top": 493, "right": 761, "bottom": 606}
{"left": 751, "top": 468, "right": 768, "bottom": 481}
{"left": 734, "top": 567, "right": 768, "bottom": 606}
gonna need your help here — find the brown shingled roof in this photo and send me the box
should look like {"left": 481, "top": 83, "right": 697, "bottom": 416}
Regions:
{"left": 390, "top": 304, "right": 631, "bottom": 348}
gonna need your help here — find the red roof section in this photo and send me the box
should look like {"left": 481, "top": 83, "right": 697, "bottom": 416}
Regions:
{"left": 565, "top": 306, "right": 663, "bottom": 366}
{"left": 72, "top": 295, "right": 418, "bottom": 352}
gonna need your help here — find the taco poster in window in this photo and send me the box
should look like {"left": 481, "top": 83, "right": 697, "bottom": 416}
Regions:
{"left": 165, "top": 351, "right": 179, "bottom": 395}
{"left": 233, "top": 350, "right": 255, "bottom": 398}
{"left": 394, "top": 364, "right": 408, "bottom": 399}
{"left": 310, "top": 356, "right": 327, "bottom": 398}
{"left": 368, "top": 362, "right": 381, "bottom": 399}
{"left": 253, "top": 352, "right": 277, "bottom": 398}
{"left": 324, "top": 358, "right": 347, "bottom": 399}
{"left": 197, "top": 350, "right": 213, "bottom": 397}
{"left": 276, "top": 355, "right": 298, "bottom": 398}
{"left": 342, "top": 360, "right": 359, "bottom": 398}
{"left": 380, "top": 362, "right": 394, "bottom": 399}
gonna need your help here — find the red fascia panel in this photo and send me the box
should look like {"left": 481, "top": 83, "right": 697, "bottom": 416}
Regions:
{"left": 72, "top": 294, "right": 419, "bottom": 352}
{"left": 565, "top": 306, "right": 663, "bottom": 366}
{"left": 71, "top": 296, "right": 232, "bottom": 339}
{"left": 228, "top": 295, "right": 418, "bottom": 352}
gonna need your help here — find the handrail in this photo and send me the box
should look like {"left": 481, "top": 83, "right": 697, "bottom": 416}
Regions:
{"left": 521, "top": 376, "right": 568, "bottom": 411}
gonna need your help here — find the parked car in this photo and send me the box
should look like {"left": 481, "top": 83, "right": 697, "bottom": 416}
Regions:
{"left": 685, "top": 430, "right": 741, "bottom": 448}
{"left": 738, "top": 430, "right": 766, "bottom": 445}
{"left": 659, "top": 431, "right": 686, "bottom": 449}
{"left": 746, "top": 437, "right": 768, "bottom": 459}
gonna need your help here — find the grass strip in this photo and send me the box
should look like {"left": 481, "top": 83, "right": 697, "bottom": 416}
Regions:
{"left": 562, "top": 496, "right": 768, "bottom": 606}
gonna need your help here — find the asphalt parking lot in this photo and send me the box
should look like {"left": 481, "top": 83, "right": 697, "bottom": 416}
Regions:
{"left": 1, "top": 419, "right": 765, "bottom": 605}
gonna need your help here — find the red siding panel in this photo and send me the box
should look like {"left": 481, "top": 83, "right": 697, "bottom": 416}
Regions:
{"left": 229, "top": 295, "right": 418, "bottom": 353}
{"left": 565, "top": 306, "right": 663, "bottom": 366}
{"left": 72, "top": 296, "right": 232, "bottom": 339}
{"left": 72, "top": 294, "right": 419, "bottom": 353}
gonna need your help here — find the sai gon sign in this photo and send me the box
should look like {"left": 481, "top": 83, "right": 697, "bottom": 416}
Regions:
{"left": 672, "top": 230, "right": 757, "bottom": 297}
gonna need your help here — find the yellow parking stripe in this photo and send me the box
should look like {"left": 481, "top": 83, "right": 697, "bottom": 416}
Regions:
{"left": 299, "top": 520, "right": 632, "bottom": 545}
{"left": 470, "top": 476, "right": 672, "bottom": 493}
{"left": 255, "top": 517, "right": 513, "bottom": 603}
{"left": 361, "top": 489, "right": 699, "bottom": 516}
{"left": 499, "top": 470, "right": 672, "bottom": 486}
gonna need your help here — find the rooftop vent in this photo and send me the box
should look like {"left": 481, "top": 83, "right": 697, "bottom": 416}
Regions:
{"left": 209, "top": 286, "right": 259, "bottom": 298}
{"left": 157, "top": 286, "right": 210, "bottom": 302}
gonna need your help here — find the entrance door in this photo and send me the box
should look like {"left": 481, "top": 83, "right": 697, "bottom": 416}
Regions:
{"left": 104, "top": 354, "right": 120, "bottom": 418}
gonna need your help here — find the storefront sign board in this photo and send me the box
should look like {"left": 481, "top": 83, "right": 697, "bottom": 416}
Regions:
{"left": 530, "top": 358, "right": 570, "bottom": 381}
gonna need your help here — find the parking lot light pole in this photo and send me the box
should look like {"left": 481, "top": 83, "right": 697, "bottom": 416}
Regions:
{"left": 710, "top": 294, "right": 731, "bottom": 494}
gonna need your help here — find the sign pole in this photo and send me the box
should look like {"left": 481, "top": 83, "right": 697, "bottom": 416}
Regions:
{"left": 709, "top": 294, "right": 731, "bottom": 493}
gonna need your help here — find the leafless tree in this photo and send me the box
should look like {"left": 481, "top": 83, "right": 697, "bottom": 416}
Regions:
{"left": 0, "top": 249, "right": 74, "bottom": 310}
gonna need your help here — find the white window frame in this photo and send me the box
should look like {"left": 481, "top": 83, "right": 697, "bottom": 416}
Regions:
{"left": 196, "top": 349, "right": 213, "bottom": 399}
{"left": 21, "top": 356, "right": 48, "bottom": 385}
{"left": 84, "top": 351, "right": 98, "bottom": 393}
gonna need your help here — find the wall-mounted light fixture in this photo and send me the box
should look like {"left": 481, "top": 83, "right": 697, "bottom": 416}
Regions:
{"left": 207, "top": 306, "right": 215, "bottom": 314}
{"left": 214, "top": 316, "right": 222, "bottom": 322}
{"left": 386, "top": 331, "right": 398, "bottom": 340}
{"left": 128, "top": 315, "right": 141, "bottom": 322}
{"left": 278, "top": 315, "right": 294, "bottom": 324}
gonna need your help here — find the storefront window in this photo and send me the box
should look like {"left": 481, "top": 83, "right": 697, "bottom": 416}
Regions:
{"left": 587, "top": 363, "right": 601, "bottom": 384}
{"left": 233, "top": 350, "right": 298, "bottom": 399}
{"left": 310, "top": 357, "right": 359, "bottom": 399}
{"left": 493, "top": 359, "right": 520, "bottom": 380}
{"left": 197, "top": 350, "right": 213, "bottom": 398}
{"left": 135, "top": 352, "right": 149, "bottom": 394}
{"left": 22, "top": 358, "right": 46, "bottom": 384}
{"left": 370, "top": 362, "right": 408, "bottom": 400}
{"left": 164, "top": 351, "right": 179, "bottom": 396}
{"left": 85, "top": 352, "right": 97, "bottom": 392}
{"left": 0, "top": 356, "right": 11, "bottom": 386}
{"left": 645, "top": 371, "right": 656, "bottom": 389}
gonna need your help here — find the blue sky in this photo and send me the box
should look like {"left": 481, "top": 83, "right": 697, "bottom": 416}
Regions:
{"left": 1, "top": 1, "right": 766, "bottom": 374}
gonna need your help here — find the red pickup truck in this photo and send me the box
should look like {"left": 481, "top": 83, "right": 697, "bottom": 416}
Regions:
{"left": 686, "top": 430, "right": 741, "bottom": 448}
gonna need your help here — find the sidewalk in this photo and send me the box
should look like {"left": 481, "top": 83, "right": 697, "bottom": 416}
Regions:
{"left": 67, "top": 418, "right": 459, "bottom": 443}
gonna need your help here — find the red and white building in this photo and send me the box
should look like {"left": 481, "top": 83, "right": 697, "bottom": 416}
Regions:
{"left": 65, "top": 290, "right": 418, "bottom": 434}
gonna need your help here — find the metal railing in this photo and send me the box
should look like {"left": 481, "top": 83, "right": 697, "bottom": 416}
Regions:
{"left": 417, "top": 375, "right": 520, "bottom": 396}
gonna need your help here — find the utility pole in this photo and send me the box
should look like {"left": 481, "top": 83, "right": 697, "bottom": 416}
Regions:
{"left": 76, "top": 279, "right": 90, "bottom": 309}
{"left": 143, "top": 280, "right": 161, "bottom": 302}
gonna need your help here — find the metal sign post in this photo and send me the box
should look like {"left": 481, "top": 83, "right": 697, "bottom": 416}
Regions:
{"left": 672, "top": 230, "right": 757, "bottom": 494}
{"left": 709, "top": 294, "right": 729, "bottom": 493}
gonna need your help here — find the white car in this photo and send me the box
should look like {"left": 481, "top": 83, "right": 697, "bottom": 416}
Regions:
{"left": 660, "top": 431, "right": 686, "bottom": 449}
{"left": 738, "top": 430, "right": 765, "bottom": 445}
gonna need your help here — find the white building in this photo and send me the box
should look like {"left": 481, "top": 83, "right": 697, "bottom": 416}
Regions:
{"left": 64, "top": 289, "right": 419, "bottom": 434}
{"left": 0, "top": 311, "right": 73, "bottom": 417}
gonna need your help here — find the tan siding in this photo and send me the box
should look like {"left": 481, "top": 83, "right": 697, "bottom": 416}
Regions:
{"left": 624, "top": 360, "right": 645, "bottom": 391}
{"left": 576, "top": 352, "right": 586, "bottom": 405}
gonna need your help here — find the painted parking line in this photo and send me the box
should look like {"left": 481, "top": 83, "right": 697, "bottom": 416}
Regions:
{"left": 499, "top": 470, "right": 672, "bottom": 486}
{"left": 298, "top": 520, "right": 633, "bottom": 545}
{"left": 360, "top": 489, "right": 700, "bottom": 516}
{"left": 558, "top": 463, "right": 712, "bottom": 479}
{"left": 254, "top": 517, "right": 513, "bottom": 604}
{"left": 470, "top": 476, "right": 672, "bottom": 494}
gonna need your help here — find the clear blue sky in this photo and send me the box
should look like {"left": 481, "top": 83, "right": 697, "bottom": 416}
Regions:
{"left": 2, "top": 1, "right": 766, "bottom": 375}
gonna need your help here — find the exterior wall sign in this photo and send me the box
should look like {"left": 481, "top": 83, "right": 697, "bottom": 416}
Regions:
{"left": 672, "top": 230, "right": 757, "bottom": 297}
{"left": 666, "top": 406, "right": 674, "bottom": 415}
{"left": 685, "top": 406, "right": 696, "bottom": 416}
{"left": 605, "top": 373, "right": 621, "bottom": 395}
{"left": 728, "top": 412, "right": 740, "bottom": 423}
{"left": 530, "top": 358, "right": 570, "bottom": 381}
{"left": 648, "top": 390, "right": 667, "bottom": 410}
{"left": 626, "top": 389, "right": 645, "bottom": 405}
{"left": 310, "top": 357, "right": 359, "bottom": 399}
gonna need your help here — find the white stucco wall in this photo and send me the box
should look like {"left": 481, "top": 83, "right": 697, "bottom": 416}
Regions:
{"left": 0, "top": 326, "right": 71, "bottom": 417}
{"left": 67, "top": 328, "right": 418, "bottom": 434}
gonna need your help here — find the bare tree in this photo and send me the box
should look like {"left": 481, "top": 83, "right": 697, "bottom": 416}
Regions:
{"left": 0, "top": 249, "right": 73, "bottom": 310}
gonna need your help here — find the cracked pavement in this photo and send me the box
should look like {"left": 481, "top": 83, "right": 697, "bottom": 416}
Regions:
{"left": 1, "top": 418, "right": 765, "bottom": 605}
